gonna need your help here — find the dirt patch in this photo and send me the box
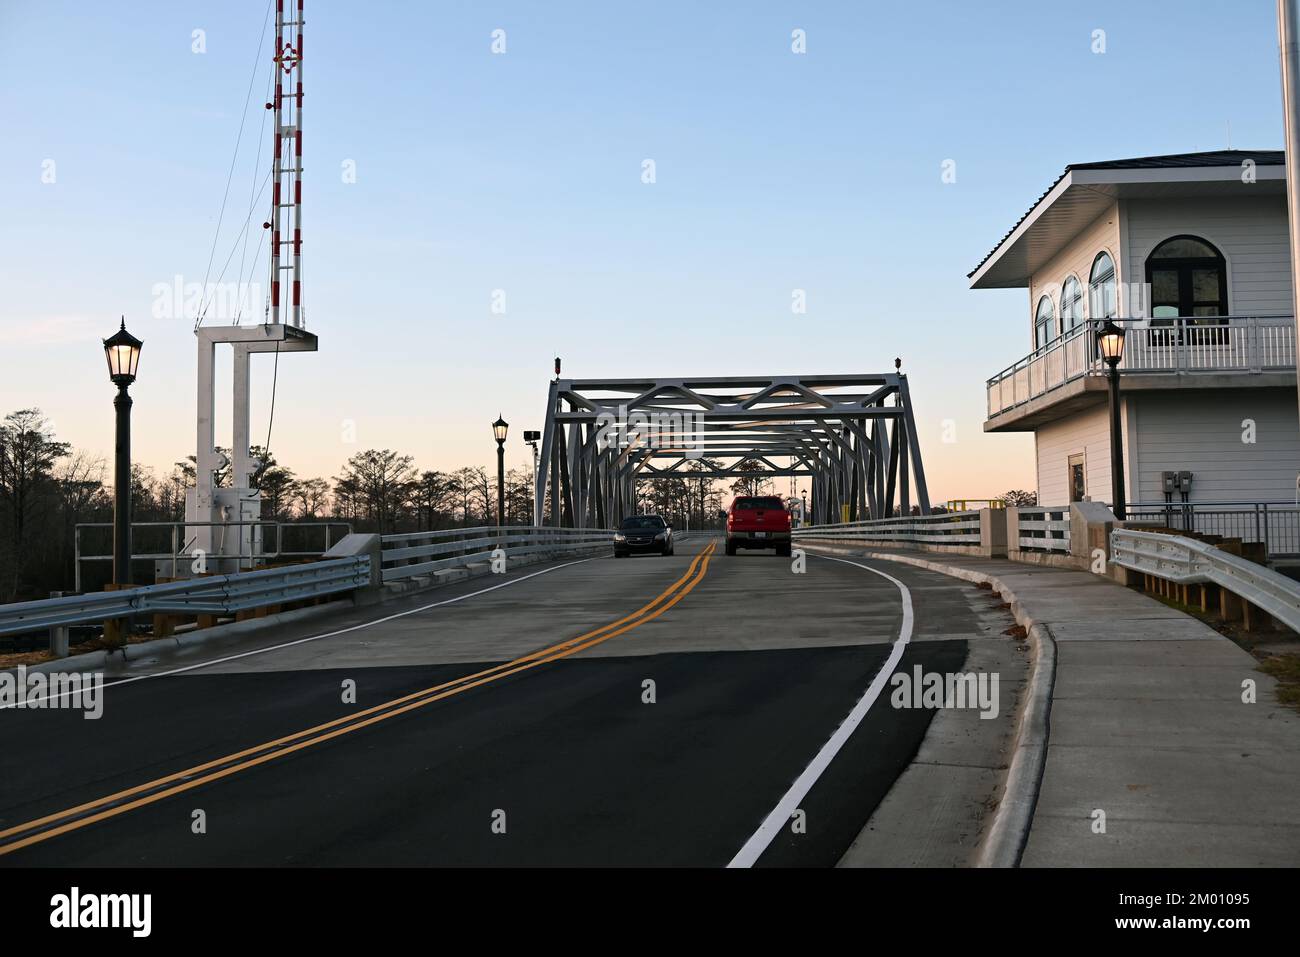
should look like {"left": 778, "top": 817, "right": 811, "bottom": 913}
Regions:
{"left": 1258, "top": 654, "right": 1300, "bottom": 709}
{"left": 1003, "top": 624, "right": 1027, "bottom": 639}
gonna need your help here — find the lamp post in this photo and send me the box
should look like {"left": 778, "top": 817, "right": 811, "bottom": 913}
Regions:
{"left": 1097, "top": 319, "right": 1127, "bottom": 520}
{"left": 801, "top": 492, "right": 808, "bottom": 528}
{"left": 493, "top": 415, "right": 509, "bottom": 526}
{"left": 103, "top": 318, "right": 143, "bottom": 586}
{"left": 1278, "top": 0, "right": 1300, "bottom": 417}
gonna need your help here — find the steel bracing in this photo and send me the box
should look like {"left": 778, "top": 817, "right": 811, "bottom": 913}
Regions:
{"left": 533, "top": 374, "right": 932, "bottom": 527}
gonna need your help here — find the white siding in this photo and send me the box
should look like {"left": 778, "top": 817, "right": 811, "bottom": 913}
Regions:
{"left": 1130, "top": 390, "right": 1300, "bottom": 502}
{"left": 1027, "top": 204, "right": 1121, "bottom": 349}
{"left": 1123, "top": 195, "right": 1292, "bottom": 317}
{"left": 1035, "top": 404, "right": 1114, "bottom": 506}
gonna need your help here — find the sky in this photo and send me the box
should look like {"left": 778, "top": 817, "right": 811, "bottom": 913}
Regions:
{"left": 0, "top": 0, "right": 1288, "bottom": 503}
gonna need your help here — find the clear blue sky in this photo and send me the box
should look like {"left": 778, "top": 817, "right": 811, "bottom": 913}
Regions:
{"left": 0, "top": 0, "right": 1286, "bottom": 500}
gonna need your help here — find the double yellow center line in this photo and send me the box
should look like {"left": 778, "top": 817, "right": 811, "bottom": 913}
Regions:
{"left": 0, "top": 541, "right": 716, "bottom": 857}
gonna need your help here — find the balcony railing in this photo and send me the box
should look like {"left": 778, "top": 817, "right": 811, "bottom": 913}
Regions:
{"left": 986, "top": 316, "right": 1296, "bottom": 419}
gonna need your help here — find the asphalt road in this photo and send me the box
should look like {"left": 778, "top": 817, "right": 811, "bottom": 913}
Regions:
{"left": 0, "top": 537, "right": 1019, "bottom": 867}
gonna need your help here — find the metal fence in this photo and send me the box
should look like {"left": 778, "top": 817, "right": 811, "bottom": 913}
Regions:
{"left": 380, "top": 526, "right": 614, "bottom": 582}
{"left": 0, "top": 556, "right": 371, "bottom": 639}
{"left": 1012, "top": 505, "right": 1071, "bottom": 553}
{"left": 793, "top": 511, "right": 981, "bottom": 547}
{"left": 1110, "top": 529, "right": 1300, "bottom": 633}
{"left": 74, "top": 520, "right": 353, "bottom": 591}
{"left": 1124, "top": 502, "right": 1300, "bottom": 559}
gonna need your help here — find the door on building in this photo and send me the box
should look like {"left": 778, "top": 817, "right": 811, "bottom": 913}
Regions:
{"left": 1068, "top": 454, "right": 1086, "bottom": 503}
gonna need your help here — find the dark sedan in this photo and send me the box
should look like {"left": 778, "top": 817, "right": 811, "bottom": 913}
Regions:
{"left": 613, "top": 514, "right": 674, "bottom": 557}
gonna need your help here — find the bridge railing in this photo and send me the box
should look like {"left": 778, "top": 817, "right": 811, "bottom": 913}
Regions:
{"left": 793, "top": 511, "right": 982, "bottom": 547}
{"left": 380, "top": 526, "right": 613, "bottom": 582}
{"left": 1110, "top": 528, "right": 1300, "bottom": 633}
{"left": 1011, "top": 505, "right": 1071, "bottom": 553}
{"left": 74, "top": 520, "right": 353, "bottom": 591}
{"left": 0, "top": 556, "right": 372, "bottom": 639}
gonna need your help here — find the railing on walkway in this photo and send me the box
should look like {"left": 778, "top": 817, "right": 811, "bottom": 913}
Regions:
{"left": 380, "top": 526, "right": 613, "bottom": 582}
{"left": 1012, "top": 505, "right": 1071, "bottom": 553}
{"left": 1110, "top": 528, "right": 1300, "bottom": 633}
{"left": 0, "top": 556, "right": 371, "bottom": 639}
{"left": 74, "top": 520, "right": 353, "bottom": 591}
{"left": 1124, "top": 502, "right": 1300, "bottom": 559}
{"left": 987, "top": 316, "right": 1296, "bottom": 418}
{"left": 793, "top": 511, "right": 981, "bottom": 547}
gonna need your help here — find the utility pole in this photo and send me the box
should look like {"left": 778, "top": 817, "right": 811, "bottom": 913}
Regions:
{"left": 1279, "top": 0, "right": 1300, "bottom": 418}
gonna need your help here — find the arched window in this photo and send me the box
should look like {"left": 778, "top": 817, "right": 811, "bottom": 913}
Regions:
{"left": 1060, "top": 276, "right": 1084, "bottom": 332}
{"left": 1144, "top": 235, "right": 1227, "bottom": 320}
{"left": 1034, "top": 294, "right": 1056, "bottom": 350}
{"left": 1089, "top": 252, "right": 1117, "bottom": 320}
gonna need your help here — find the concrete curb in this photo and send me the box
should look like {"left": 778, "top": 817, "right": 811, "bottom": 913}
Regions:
{"left": 801, "top": 543, "right": 1056, "bottom": 869}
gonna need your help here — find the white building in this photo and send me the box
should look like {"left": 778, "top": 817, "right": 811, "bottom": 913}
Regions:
{"left": 975, "top": 150, "right": 1300, "bottom": 539}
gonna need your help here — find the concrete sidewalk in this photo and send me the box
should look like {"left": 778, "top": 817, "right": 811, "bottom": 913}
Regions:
{"left": 816, "top": 545, "right": 1300, "bottom": 867}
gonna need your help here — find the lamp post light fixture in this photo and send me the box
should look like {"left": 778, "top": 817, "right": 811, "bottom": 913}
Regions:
{"left": 523, "top": 429, "right": 541, "bottom": 523}
{"left": 1096, "top": 319, "right": 1127, "bottom": 520}
{"left": 103, "top": 317, "right": 143, "bottom": 586}
{"left": 493, "top": 415, "right": 509, "bottom": 526}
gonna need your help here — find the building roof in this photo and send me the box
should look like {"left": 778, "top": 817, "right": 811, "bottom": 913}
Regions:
{"left": 968, "top": 150, "right": 1286, "bottom": 289}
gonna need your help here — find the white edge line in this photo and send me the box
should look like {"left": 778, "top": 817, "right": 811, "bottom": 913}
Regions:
{"left": 5, "top": 557, "right": 599, "bottom": 708}
{"left": 726, "top": 553, "right": 914, "bottom": 869}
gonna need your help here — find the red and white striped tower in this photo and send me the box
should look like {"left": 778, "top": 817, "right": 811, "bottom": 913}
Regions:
{"left": 267, "top": 0, "right": 304, "bottom": 327}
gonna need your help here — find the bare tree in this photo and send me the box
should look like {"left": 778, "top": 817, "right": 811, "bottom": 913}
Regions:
{"left": 413, "top": 470, "right": 455, "bottom": 530}
{"left": 729, "top": 459, "right": 772, "bottom": 498}
{"left": 292, "top": 477, "right": 331, "bottom": 519}
{"left": 333, "top": 449, "right": 416, "bottom": 533}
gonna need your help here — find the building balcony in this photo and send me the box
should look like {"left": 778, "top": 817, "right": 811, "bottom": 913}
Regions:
{"left": 984, "top": 316, "right": 1297, "bottom": 431}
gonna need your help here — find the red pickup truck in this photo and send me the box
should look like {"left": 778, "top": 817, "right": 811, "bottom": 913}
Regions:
{"left": 725, "top": 496, "right": 792, "bottom": 557}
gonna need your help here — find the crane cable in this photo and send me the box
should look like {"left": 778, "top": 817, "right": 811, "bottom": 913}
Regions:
{"left": 195, "top": 0, "right": 274, "bottom": 330}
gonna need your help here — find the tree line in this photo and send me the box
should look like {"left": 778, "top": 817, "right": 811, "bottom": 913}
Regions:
{"left": 0, "top": 408, "right": 537, "bottom": 601}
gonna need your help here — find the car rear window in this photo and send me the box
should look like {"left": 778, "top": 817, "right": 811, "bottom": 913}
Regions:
{"left": 732, "top": 497, "right": 785, "bottom": 511}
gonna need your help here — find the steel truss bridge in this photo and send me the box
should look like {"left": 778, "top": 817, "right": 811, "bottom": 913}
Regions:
{"left": 533, "top": 373, "right": 932, "bottom": 527}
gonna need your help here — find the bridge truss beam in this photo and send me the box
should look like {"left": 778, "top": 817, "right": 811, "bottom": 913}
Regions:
{"left": 534, "top": 374, "right": 931, "bottom": 527}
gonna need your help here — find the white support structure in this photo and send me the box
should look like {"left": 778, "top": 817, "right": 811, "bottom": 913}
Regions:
{"left": 186, "top": 0, "right": 316, "bottom": 575}
{"left": 187, "top": 325, "right": 317, "bottom": 571}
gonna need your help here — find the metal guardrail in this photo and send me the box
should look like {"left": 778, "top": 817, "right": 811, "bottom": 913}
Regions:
{"left": 0, "top": 556, "right": 372, "bottom": 639}
{"left": 1110, "top": 529, "right": 1300, "bottom": 632}
{"left": 380, "top": 526, "right": 614, "bottom": 582}
{"left": 793, "top": 512, "right": 981, "bottom": 546}
{"left": 74, "top": 520, "right": 353, "bottom": 590}
{"left": 1013, "top": 506, "right": 1071, "bottom": 553}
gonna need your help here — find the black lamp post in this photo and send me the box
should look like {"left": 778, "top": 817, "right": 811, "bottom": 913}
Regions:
{"left": 1097, "top": 319, "right": 1127, "bottom": 520}
{"left": 492, "top": 415, "right": 509, "bottom": 526}
{"left": 103, "top": 318, "right": 143, "bottom": 586}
